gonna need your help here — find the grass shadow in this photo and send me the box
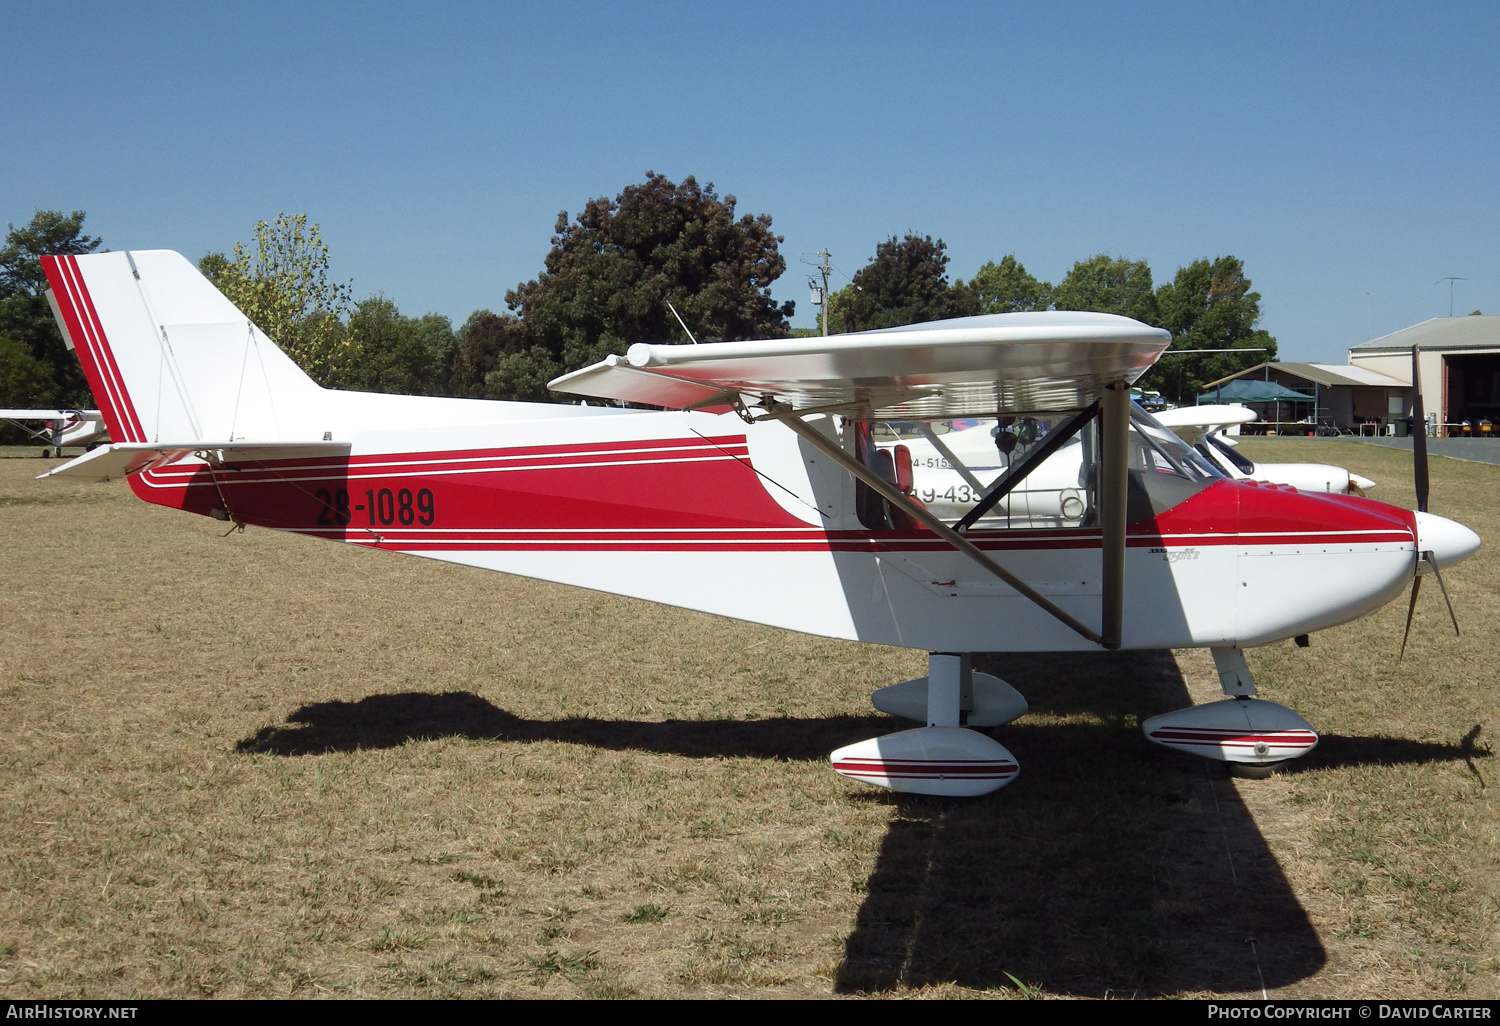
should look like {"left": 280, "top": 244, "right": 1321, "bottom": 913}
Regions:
{"left": 235, "top": 693, "right": 895, "bottom": 761}
{"left": 235, "top": 657, "right": 1484, "bottom": 997}
{"left": 835, "top": 650, "right": 1327, "bottom": 997}
{"left": 1283, "top": 732, "right": 1491, "bottom": 778}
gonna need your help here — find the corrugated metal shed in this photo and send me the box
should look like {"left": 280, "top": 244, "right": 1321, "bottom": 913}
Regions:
{"left": 1201, "top": 362, "right": 1408, "bottom": 389}
{"left": 1350, "top": 315, "right": 1500, "bottom": 353}
{"left": 1272, "top": 363, "right": 1410, "bottom": 387}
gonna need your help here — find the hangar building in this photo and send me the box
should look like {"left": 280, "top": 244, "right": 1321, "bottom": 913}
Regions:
{"left": 1349, "top": 316, "right": 1500, "bottom": 433}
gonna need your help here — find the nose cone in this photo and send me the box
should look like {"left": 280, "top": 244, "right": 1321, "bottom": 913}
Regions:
{"left": 1414, "top": 511, "right": 1481, "bottom": 569}
{"left": 1350, "top": 474, "right": 1377, "bottom": 493}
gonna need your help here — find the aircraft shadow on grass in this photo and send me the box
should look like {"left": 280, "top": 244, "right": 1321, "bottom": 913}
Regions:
{"left": 235, "top": 651, "right": 1486, "bottom": 997}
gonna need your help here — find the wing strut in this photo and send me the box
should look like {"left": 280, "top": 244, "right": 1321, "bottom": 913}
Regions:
{"left": 767, "top": 404, "right": 1106, "bottom": 647}
{"left": 1100, "top": 381, "right": 1130, "bottom": 650}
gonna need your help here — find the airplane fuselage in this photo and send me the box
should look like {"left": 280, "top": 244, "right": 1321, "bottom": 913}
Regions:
{"left": 119, "top": 401, "right": 1419, "bottom": 653}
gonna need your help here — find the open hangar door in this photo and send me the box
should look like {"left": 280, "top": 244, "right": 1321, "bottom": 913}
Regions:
{"left": 1444, "top": 352, "right": 1500, "bottom": 432}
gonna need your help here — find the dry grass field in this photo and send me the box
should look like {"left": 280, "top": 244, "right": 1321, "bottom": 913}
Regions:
{"left": 0, "top": 438, "right": 1494, "bottom": 999}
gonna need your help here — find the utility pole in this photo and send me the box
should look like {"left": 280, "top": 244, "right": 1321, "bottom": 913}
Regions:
{"left": 818, "top": 249, "right": 832, "bottom": 336}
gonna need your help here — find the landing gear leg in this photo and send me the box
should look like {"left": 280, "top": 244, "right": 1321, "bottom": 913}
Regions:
{"left": 1140, "top": 647, "right": 1319, "bottom": 772}
{"left": 830, "top": 653, "right": 1021, "bottom": 796}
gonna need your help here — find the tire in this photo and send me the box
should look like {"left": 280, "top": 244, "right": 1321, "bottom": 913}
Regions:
{"left": 1230, "top": 761, "right": 1282, "bottom": 780}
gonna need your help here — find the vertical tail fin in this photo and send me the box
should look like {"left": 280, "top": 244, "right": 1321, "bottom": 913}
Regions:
{"left": 42, "top": 250, "right": 325, "bottom": 446}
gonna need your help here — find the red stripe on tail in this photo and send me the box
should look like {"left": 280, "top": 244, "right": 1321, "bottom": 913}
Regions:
{"left": 41, "top": 255, "right": 145, "bottom": 443}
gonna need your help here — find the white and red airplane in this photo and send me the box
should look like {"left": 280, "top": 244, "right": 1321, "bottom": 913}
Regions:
{"left": 37, "top": 250, "right": 1480, "bottom": 795}
{"left": 1, "top": 408, "right": 108, "bottom": 456}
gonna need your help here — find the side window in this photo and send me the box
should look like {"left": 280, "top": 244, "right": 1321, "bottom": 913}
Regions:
{"left": 853, "top": 404, "right": 1225, "bottom": 532}
{"left": 859, "top": 416, "right": 1097, "bottom": 531}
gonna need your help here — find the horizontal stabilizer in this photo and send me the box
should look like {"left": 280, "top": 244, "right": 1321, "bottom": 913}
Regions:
{"left": 39, "top": 440, "right": 351, "bottom": 482}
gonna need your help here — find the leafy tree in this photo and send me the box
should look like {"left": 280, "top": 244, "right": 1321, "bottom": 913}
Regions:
{"left": 448, "top": 310, "right": 528, "bottom": 397}
{"left": 1144, "top": 256, "right": 1276, "bottom": 401}
{"left": 200, "top": 213, "right": 353, "bottom": 385}
{"left": 837, "top": 233, "right": 979, "bottom": 333}
{"left": 0, "top": 336, "right": 55, "bottom": 407}
{"left": 331, "top": 297, "right": 455, "bottom": 395}
{"left": 480, "top": 172, "right": 794, "bottom": 399}
{"left": 969, "top": 254, "right": 1053, "bottom": 314}
{"left": 483, "top": 346, "right": 564, "bottom": 404}
{"left": 1052, "top": 254, "right": 1158, "bottom": 324}
{"left": 0, "top": 209, "right": 103, "bottom": 407}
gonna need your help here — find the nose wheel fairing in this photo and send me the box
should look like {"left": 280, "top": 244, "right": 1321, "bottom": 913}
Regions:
{"left": 1142, "top": 698, "right": 1319, "bottom": 765}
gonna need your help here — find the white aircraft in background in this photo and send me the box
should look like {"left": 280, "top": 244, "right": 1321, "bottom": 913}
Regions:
{"left": 1154, "top": 405, "right": 1377, "bottom": 495}
{"left": 37, "top": 250, "right": 1478, "bottom": 795}
{"left": 1, "top": 408, "right": 108, "bottom": 456}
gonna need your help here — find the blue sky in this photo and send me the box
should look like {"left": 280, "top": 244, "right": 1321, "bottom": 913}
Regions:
{"left": 3, "top": 1, "right": 1496, "bottom": 362}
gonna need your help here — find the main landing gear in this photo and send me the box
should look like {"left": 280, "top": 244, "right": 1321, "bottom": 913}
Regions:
{"left": 1141, "top": 647, "right": 1319, "bottom": 777}
{"left": 830, "top": 653, "right": 1027, "bottom": 797}
{"left": 833, "top": 647, "right": 1320, "bottom": 795}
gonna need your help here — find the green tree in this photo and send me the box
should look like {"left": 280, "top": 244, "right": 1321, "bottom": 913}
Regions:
{"left": 200, "top": 213, "right": 353, "bottom": 385}
{"left": 484, "top": 172, "right": 793, "bottom": 399}
{"left": 837, "top": 233, "right": 979, "bottom": 332}
{"left": 448, "top": 310, "right": 528, "bottom": 397}
{"left": 969, "top": 254, "right": 1053, "bottom": 313}
{"left": 331, "top": 297, "right": 455, "bottom": 395}
{"left": 483, "top": 346, "right": 564, "bottom": 404}
{"left": 0, "top": 209, "right": 103, "bottom": 407}
{"left": 1144, "top": 256, "right": 1276, "bottom": 401}
{"left": 1052, "top": 254, "right": 1158, "bottom": 323}
{"left": 0, "top": 336, "right": 55, "bottom": 408}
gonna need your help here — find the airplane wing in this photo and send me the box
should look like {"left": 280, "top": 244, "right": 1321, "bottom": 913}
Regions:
{"left": 1153, "top": 404, "right": 1256, "bottom": 445}
{"left": 0, "top": 409, "right": 104, "bottom": 421}
{"left": 2, "top": 408, "right": 110, "bottom": 448}
{"left": 548, "top": 312, "right": 1170, "bottom": 419}
{"left": 40, "top": 440, "right": 352, "bottom": 482}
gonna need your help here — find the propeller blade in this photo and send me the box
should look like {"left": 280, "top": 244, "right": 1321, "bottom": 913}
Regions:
{"left": 1400, "top": 572, "right": 1422, "bottom": 661}
{"left": 1412, "top": 343, "right": 1429, "bottom": 513}
{"left": 1427, "top": 554, "right": 1461, "bottom": 637}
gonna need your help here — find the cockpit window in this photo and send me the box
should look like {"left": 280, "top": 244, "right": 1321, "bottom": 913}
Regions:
{"left": 854, "top": 402, "right": 1225, "bottom": 532}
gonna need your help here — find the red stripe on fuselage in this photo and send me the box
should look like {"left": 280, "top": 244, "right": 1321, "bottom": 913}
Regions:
{"left": 125, "top": 444, "right": 1419, "bottom": 555}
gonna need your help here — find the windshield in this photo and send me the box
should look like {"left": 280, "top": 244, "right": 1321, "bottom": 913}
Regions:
{"left": 1125, "top": 404, "right": 1225, "bottom": 516}
{"left": 1201, "top": 434, "right": 1255, "bottom": 474}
